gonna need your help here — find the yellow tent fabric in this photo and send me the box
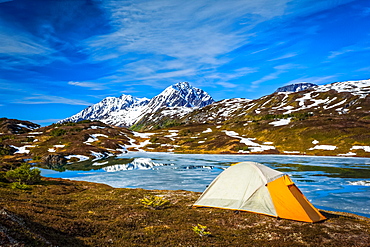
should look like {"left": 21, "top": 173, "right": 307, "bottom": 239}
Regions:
{"left": 193, "top": 162, "right": 326, "bottom": 222}
{"left": 267, "top": 175, "right": 326, "bottom": 222}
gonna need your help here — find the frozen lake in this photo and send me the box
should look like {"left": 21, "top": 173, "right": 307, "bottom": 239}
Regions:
{"left": 40, "top": 152, "right": 370, "bottom": 218}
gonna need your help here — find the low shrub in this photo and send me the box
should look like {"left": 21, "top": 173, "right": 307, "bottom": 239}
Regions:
{"left": 140, "top": 195, "right": 171, "bottom": 210}
{"left": 192, "top": 224, "right": 211, "bottom": 237}
{"left": 5, "top": 163, "right": 41, "bottom": 185}
{"left": 77, "top": 120, "right": 91, "bottom": 124}
{"left": 11, "top": 182, "right": 31, "bottom": 190}
{"left": 50, "top": 128, "right": 67, "bottom": 137}
{"left": 0, "top": 145, "right": 16, "bottom": 155}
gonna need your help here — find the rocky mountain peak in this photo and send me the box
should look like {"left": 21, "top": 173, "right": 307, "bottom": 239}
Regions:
{"left": 59, "top": 81, "right": 214, "bottom": 127}
{"left": 145, "top": 82, "right": 214, "bottom": 112}
{"left": 275, "top": 83, "right": 317, "bottom": 93}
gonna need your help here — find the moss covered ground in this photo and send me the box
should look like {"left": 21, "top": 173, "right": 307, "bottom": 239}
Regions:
{"left": 0, "top": 178, "right": 369, "bottom": 246}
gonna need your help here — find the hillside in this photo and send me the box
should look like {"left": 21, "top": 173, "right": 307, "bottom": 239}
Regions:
{"left": 0, "top": 119, "right": 136, "bottom": 171}
{"left": 128, "top": 80, "right": 370, "bottom": 157}
{"left": 1, "top": 80, "right": 370, "bottom": 167}
{"left": 0, "top": 118, "right": 40, "bottom": 134}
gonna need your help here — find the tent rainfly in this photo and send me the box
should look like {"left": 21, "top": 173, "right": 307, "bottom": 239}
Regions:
{"left": 193, "top": 162, "right": 326, "bottom": 222}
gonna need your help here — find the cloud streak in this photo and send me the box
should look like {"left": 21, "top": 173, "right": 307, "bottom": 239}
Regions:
{"left": 14, "top": 95, "right": 92, "bottom": 106}
{"left": 84, "top": 0, "right": 291, "bottom": 85}
{"left": 68, "top": 81, "right": 107, "bottom": 90}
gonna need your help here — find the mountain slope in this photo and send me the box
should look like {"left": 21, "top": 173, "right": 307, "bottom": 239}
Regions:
{"left": 60, "top": 95, "right": 150, "bottom": 127}
{"left": 2, "top": 79, "right": 370, "bottom": 160}
{"left": 180, "top": 79, "right": 370, "bottom": 124}
{"left": 0, "top": 118, "right": 40, "bottom": 134}
{"left": 60, "top": 82, "right": 214, "bottom": 127}
{"left": 130, "top": 79, "right": 370, "bottom": 157}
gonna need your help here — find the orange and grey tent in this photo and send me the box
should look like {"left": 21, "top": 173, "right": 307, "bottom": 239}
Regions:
{"left": 193, "top": 162, "right": 326, "bottom": 222}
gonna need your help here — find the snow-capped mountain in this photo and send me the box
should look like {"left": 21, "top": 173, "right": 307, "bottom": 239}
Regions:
{"left": 275, "top": 83, "right": 317, "bottom": 93}
{"left": 314, "top": 79, "right": 370, "bottom": 98}
{"left": 60, "top": 95, "right": 150, "bottom": 126}
{"left": 60, "top": 82, "right": 215, "bottom": 127}
{"left": 174, "top": 79, "right": 370, "bottom": 126}
{"left": 145, "top": 81, "right": 214, "bottom": 112}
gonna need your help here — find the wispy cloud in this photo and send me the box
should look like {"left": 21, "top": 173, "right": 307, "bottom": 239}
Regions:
{"left": 83, "top": 0, "right": 291, "bottom": 84}
{"left": 0, "top": 32, "right": 52, "bottom": 56}
{"left": 287, "top": 75, "right": 337, "bottom": 85}
{"left": 0, "top": 20, "right": 59, "bottom": 70}
{"left": 251, "top": 48, "right": 269, "bottom": 54}
{"left": 249, "top": 64, "right": 296, "bottom": 89}
{"left": 205, "top": 67, "right": 257, "bottom": 87}
{"left": 327, "top": 45, "right": 370, "bottom": 61}
{"left": 14, "top": 95, "right": 92, "bottom": 105}
{"left": 120, "top": 87, "right": 141, "bottom": 95}
{"left": 30, "top": 118, "right": 63, "bottom": 124}
{"left": 68, "top": 81, "right": 107, "bottom": 90}
{"left": 268, "top": 52, "right": 298, "bottom": 61}
{"left": 215, "top": 82, "right": 238, "bottom": 88}
{"left": 137, "top": 69, "right": 196, "bottom": 81}
{"left": 327, "top": 49, "right": 354, "bottom": 59}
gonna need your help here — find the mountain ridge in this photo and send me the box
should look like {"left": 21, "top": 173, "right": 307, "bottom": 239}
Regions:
{"left": 275, "top": 82, "right": 317, "bottom": 93}
{"left": 2, "top": 78, "right": 370, "bottom": 161}
{"left": 60, "top": 81, "right": 214, "bottom": 127}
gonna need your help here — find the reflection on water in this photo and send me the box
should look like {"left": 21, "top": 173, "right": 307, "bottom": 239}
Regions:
{"left": 103, "top": 158, "right": 173, "bottom": 171}
{"left": 40, "top": 152, "right": 370, "bottom": 218}
{"left": 102, "top": 157, "right": 219, "bottom": 172}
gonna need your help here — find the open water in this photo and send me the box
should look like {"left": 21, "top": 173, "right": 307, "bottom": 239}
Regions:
{"left": 40, "top": 152, "right": 370, "bottom": 218}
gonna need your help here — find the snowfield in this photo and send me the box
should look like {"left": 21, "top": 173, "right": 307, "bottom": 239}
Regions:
{"left": 351, "top": 146, "right": 370, "bottom": 152}
{"left": 269, "top": 118, "right": 291, "bottom": 126}
{"left": 309, "top": 145, "right": 337, "bottom": 151}
{"left": 10, "top": 145, "right": 36, "bottom": 154}
{"left": 222, "top": 130, "right": 275, "bottom": 152}
{"left": 84, "top": 134, "right": 108, "bottom": 145}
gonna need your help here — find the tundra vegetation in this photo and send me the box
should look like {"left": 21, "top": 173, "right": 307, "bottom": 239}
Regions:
{"left": 0, "top": 177, "right": 369, "bottom": 246}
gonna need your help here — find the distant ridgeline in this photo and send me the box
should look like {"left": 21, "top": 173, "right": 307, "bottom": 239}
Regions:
{"left": 275, "top": 83, "right": 317, "bottom": 93}
{"left": 2, "top": 79, "right": 370, "bottom": 161}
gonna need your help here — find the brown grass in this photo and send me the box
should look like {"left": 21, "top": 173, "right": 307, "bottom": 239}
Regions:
{"left": 0, "top": 178, "right": 369, "bottom": 246}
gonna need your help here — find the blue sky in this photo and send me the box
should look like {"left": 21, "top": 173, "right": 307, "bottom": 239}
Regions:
{"left": 1, "top": 0, "right": 370, "bottom": 126}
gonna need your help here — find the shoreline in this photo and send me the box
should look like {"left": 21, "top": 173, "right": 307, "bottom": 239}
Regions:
{"left": 127, "top": 150, "right": 370, "bottom": 159}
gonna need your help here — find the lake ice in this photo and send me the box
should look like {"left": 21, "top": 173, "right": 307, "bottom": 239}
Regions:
{"left": 40, "top": 152, "right": 370, "bottom": 218}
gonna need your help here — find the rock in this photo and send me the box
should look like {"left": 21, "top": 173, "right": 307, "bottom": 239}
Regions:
{"left": 41, "top": 154, "right": 67, "bottom": 166}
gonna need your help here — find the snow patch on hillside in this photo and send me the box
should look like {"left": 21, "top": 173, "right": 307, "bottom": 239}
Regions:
{"left": 338, "top": 152, "right": 357, "bottom": 156}
{"left": 309, "top": 145, "right": 337, "bottom": 150}
{"left": 133, "top": 132, "right": 155, "bottom": 138}
{"left": 10, "top": 145, "right": 36, "bottom": 154}
{"left": 84, "top": 134, "right": 108, "bottom": 145}
{"left": 222, "top": 130, "right": 275, "bottom": 152}
{"left": 269, "top": 118, "right": 291, "bottom": 126}
{"left": 28, "top": 132, "right": 43, "bottom": 135}
{"left": 315, "top": 79, "right": 370, "bottom": 98}
{"left": 202, "top": 128, "right": 212, "bottom": 133}
{"left": 351, "top": 146, "right": 370, "bottom": 152}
